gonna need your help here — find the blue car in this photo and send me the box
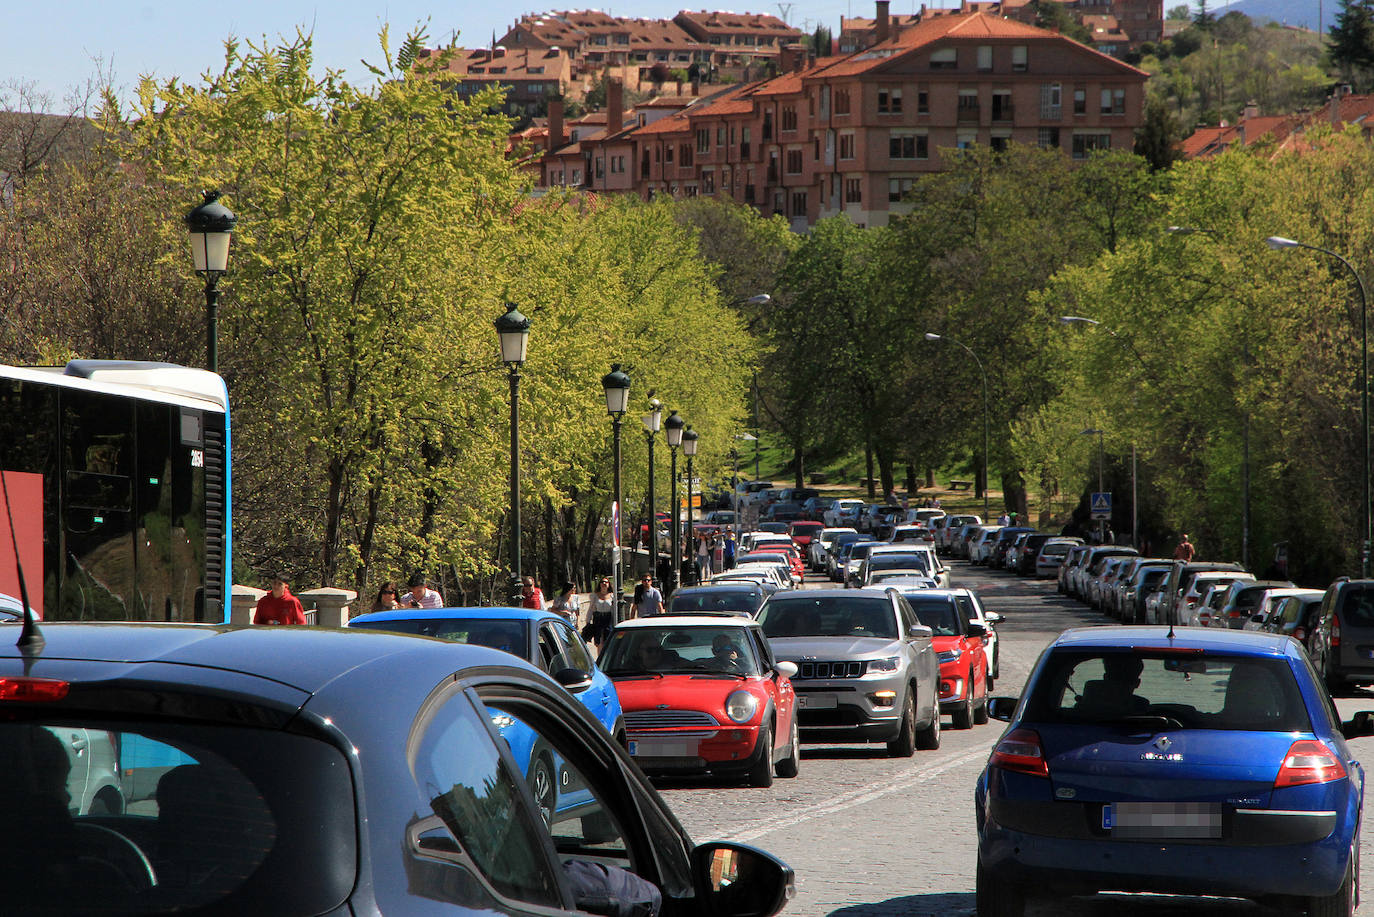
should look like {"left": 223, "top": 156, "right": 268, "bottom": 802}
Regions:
{"left": 976, "top": 626, "right": 1374, "bottom": 917}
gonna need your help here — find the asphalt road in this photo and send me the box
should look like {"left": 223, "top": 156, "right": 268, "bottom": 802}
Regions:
{"left": 658, "top": 559, "right": 1374, "bottom": 917}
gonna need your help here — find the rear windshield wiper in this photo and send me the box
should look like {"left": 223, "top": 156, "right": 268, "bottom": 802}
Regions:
{"left": 1109, "top": 714, "right": 1185, "bottom": 732}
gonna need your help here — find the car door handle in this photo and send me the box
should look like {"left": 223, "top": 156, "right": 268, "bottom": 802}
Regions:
{"left": 69, "top": 734, "right": 88, "bottom": 754}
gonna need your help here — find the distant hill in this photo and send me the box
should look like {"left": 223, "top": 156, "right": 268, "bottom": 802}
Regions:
{"left": 1216, "top": 0, "right": 1329, "bottom": 32}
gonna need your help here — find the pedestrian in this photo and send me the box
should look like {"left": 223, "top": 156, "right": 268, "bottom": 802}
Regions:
{"left": 399, "top": 574, "right": 444, "bottom": 609}
{"left": 697, "top": 534, "right": 712, "bottom": 579}
{"left": 1174, "top": 533, "right": 1196, "bottom": 562}
{"left": 997, "top": 510, "right": 1010, "bottom": 526}
{"left": 370, "top": 580, "right": 400, "bottom": 613}
{"left": 550, "top": 580, "right": 580, "bottom": 626}
{"left": 254, "top": 575, "right": 306, "bottom": 625}
{"left": 633, "top": 573, "right": 665, "bottom": 617}
{"left": 586, "top": 577, "right": 616, "bottom": 644}
{"left": 520, "top": 576, "right": 546, "bottom": 611}
{"left": 723, "top": 531, "right": 737, "bottom": 569}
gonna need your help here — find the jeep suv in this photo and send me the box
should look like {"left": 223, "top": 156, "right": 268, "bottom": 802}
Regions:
{"left": 757, "top": 589, "right": 941, "bottom": 757}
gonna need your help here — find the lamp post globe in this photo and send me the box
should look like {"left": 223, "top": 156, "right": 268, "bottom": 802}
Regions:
{"left": 495, "top": 304, "right": 532, "bottom": 604}
{"left": 602, "top": 364, "right": 631, "bottom": 415}
{"left": 184, "top": 190, "right": 237, "bottom": 374}
{"left": 495, "top": 303, "right": 531, "bottom": 365}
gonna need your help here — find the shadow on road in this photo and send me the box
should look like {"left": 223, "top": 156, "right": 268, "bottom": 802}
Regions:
{"left": 828, "top": 892, "right": 974, "bottom": 916}
{"left": 799, "top": 745, "right": 897, "bottom": 760}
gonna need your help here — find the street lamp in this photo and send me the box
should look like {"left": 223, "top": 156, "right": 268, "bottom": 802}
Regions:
{"left": 643, "top": 398, "right": 663, "bottom": 590}
{"left": 664, "top": 410, "right": 685, "bottom": 592}
{"left": 184, "top": 190, "right": 237, "bottom": 374}
{"left": 602, "top": 364, "right": 631, "bottom": 621}
{"left": 495, "top": 303, "right": 531, "bottom": 604}
{"left": 682, "top": 426, "right": 700, "bottom": 585}
{"left": 924, "top": 332, "right": 989, "bottom": 520}
{"left": 1081, "top": 428, "right": 1107, "bottom": 543}
{"left": 1267, "top": 235, "right": 1372, "bottom": 577}
{"left": 737, "top": 293, "right": 771, "bottom": 481}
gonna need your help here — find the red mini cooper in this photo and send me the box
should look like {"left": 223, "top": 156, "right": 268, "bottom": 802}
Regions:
{"left": 598, "top": 615, "right": 800, "bottom": 787}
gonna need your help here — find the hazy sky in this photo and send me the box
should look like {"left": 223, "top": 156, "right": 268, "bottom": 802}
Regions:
{"left": 6, "top": 0, "right": 975, "bottom": 109}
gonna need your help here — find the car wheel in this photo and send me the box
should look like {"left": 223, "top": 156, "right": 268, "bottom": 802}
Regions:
{"left": 886, "top": 692, "right": 917, "bottom": 758}
{"left": 915, "top": 693, "right": 941, "bottom": 750}
{"left": 87, "top": 787, "right": 124, "bottom": 817}
{"left": 747, "top": 724, "right": 774, "bottom": 788}
{"left": 1308, "top": 851, "right": 1357, "bottom": 917}
{"left": 775, "top": 716, "right": 800, "bottom": 778}
{"left": 953, "top": 685, "right": 974, "bottom": 730}
{"left": 976, "top": 859, "right": 1025, "bottom": 917}
{"left": 974, "top": 689, "right": 989, "bottom": 725}
{"left": 530, "top": 754, "right": 556, "bottom": 828}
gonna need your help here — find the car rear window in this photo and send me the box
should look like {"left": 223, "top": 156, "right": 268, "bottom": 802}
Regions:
{"left": 1023, "top": 651, "right": 1309, "bottom": 732}
{"left": 668, "top": 589, "right": 762, "bottom": 614}
{"left": 3, "top": 719, "right": 355, "bottom": 913}
{"left": 758, "top": 595, "right": 896, "bottom": 639}
{"left": 1338, "top": 586, "right": 1374, "bottom": 627}
{"left": 904, "top": 597, "right": 962, "bottom": 635}
{"left": 349, "top": 616, "right": 529, "bottom": 655}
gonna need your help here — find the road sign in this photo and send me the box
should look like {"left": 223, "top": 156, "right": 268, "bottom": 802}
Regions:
{"left": 1091, "top": 492, "right": 1112, "bottom": 520}
{"left": 612, "top": 501, "right": 621, "bottom": 548}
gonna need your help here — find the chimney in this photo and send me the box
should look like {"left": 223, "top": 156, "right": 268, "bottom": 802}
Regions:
{"left": 607, "top": 78, "right": 624, "bottom": 135}
{"left": 1242, "top": 100, "right": 1259, "bottom": 121}
{"left": 691, "top": 78, "right": 700, "bottom": 96}
{"left": 548, "top": 97, "right": 565, "bottom": 151}
{"left": 876, "top": 1, "right": 891, "bottom": 43}
{"left": 494, "top": 46, "right": 507, "bottom": 58}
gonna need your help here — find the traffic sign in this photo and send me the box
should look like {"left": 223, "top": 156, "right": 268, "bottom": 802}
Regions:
{"left": 612, "top": 501, "right": 621, "bottom": 548}
{"left": 1090, "top": 492, "right": 1112, "bottom": 520}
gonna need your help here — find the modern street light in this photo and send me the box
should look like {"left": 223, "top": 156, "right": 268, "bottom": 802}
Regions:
{"left": 643, "top": 397, "right": 663, "bottom": 590}
{"left": 184, "top": 190, "right": 237, "bottom": 374}
{"left": 1082, "top": 427, "right": 1107, "bottom": 543}
{"left": 495, "top": 303, "right": 531, "bottom": 604}
{"left": 924, "top": 332, "right": 989, "bottom": 520}
{"left": 1267, "top": 235, "right": 1372, "bottom": 577}
{"left": 602, "top": 364, "right": 631, "bottom": 621}
{"left": 682, "top": 426, "right": 700, "bottom": 585}
{"left": 664, "top": 410, "right": 685, "bottom": 592}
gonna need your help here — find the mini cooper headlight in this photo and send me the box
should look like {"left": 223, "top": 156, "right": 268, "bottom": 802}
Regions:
{"left": 725, "top": 690, "right": 759, "bottom": 723}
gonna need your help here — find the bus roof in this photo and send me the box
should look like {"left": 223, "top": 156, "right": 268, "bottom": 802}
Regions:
{"left": 0, "top": 361, "right": 227, "bottom": 412}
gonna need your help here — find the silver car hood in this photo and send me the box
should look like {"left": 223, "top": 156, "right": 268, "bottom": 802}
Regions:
{"left": 769, "top": 635, "right": 903, "bottom": 660}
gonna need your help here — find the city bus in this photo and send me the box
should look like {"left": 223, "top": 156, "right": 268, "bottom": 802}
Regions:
{"left": 0, "top": 360, "right": 230, "bottom": 623}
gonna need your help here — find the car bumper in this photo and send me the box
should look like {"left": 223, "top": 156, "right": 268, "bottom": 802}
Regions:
{"left": 626, "top": 724, "right": 765, "bottom": 775}
{"left": 791, "top": 682, "right": 903, "bottom": 741}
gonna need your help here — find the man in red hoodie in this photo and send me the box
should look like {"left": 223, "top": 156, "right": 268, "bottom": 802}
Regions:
{"left": 253, "top": 575, "right": 306, "bottom": 625}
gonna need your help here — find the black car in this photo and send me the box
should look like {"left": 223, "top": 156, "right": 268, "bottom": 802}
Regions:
{"left": 668, "top": 583, "right": 770, "bottom": 616}
{"left": 1013, "top": 534, "right": 1055, "bottom": 576}
{"left": 0, "top": 622, "right": 794, "bottom": 916}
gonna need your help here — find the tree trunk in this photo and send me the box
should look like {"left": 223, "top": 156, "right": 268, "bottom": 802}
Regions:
{"left": 1001, "top": 468, "right": 1028, "bottom": 521}
{"left": 875, "top": 442, "right": 895, "bottom": 501}
{"left": 793, "top": 439, "right": 805, "bottom": 489}
{"left": 865, "top": 440, "right": 876, "bottom": 498}
{"left": 905, "top": 463, "right": 917, "bottom": 496}
{"left": 925, "top": 467, "right": 935, "bottom": 488}
{"left": 321, "top": 455, "right": 345, "bottom": 585}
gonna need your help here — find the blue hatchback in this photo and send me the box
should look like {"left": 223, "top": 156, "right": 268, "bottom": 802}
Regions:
{"left": 976, "top": 626, "right": 1374, "bottom": 917}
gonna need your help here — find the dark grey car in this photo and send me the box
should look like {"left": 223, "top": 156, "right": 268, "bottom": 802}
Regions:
{"left": 757, "top": 589, "right": 941, "bottom": 757}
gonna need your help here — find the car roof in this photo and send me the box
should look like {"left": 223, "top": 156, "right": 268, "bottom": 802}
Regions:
{"left": 348, "top": 605, "right": 555, "bottom": 626}
{"left": 613, "top": 616, "right": 759, "bottom": 630}
{"left": 767, "top": 587, "right": 891, "bottom": 600}
{"left": 1049, "top": 625, "right": 1297, "bottom": 658}
{"left": 673, "top": 584, "right": 764, "bottom": 594}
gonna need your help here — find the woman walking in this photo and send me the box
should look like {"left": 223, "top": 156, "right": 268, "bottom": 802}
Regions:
{"left": 585, "top": 577, "right": 617, "bottom": 649}
{"left": 550, "top": 580, "right": 581, "bottom": 627}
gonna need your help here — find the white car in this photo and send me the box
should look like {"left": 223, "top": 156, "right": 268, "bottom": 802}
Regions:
{"left": 809, "top": 527, "right": 856, "bottom": 570}
{"left": 967, "top": 526, "right": 1003, "bottom": 565}
{"left": 889, "top": 524, "right": 935, "bottom": 547}
{"left": 823, "top": 499, "right": 866, "bottom": 528}
{"left": 721, "top": 562, "right": 793, "bottom": 591}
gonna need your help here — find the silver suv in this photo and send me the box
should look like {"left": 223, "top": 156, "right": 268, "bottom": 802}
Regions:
{"left": 756, "top": 588, "right": 941, "bottom": 757}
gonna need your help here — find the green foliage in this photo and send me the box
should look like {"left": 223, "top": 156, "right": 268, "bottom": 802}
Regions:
{"left": 1329, "top": 0, "right": 1374, "bottom": 91}
{"left": 810, "top": 26, "right": 833, "bottom": 58}
{"left": 1136, "top": 96, "right": 1184, "bottom": 171}
{"left": 1029, "top": 0, "right": 1093, "bottom": 45}
{"left": 1167, "top": 4, "right": 1192, "bottom": 19}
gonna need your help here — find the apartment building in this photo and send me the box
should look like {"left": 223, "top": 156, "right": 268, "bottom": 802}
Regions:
{"left": 417, "top": 46, "right": 574, "bottom": 115}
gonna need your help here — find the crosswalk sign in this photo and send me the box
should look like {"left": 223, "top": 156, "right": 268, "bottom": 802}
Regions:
{"left": 1091, "top": 492, "right": 1112, "bottom": 520}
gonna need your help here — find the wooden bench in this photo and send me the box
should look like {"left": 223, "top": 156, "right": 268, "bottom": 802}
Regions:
{"left": 948, "top": 480, "right": 974, "bottom": 491}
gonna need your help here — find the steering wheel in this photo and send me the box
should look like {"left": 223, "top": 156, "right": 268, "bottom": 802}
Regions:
{"left": 74, "top": 823, "right": 157, "bottom": 891}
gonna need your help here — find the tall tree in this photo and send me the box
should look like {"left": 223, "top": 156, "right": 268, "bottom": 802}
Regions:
{"left": 1329, "top": 0, "right": 1374, "bottom": 91}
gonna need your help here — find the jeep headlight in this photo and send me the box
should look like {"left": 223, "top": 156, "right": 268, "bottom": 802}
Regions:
{"left": 866, "top": 655, "right": 901, "bottom": 673}
{"left": 725, "top": 690, "right": 759, "bottom": 723}
{"left": 937, "top": 648, "right": 963, "bottom": 664}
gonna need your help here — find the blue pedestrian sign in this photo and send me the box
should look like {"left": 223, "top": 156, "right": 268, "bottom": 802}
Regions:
{"left": 1091, "top": 492, "right": 1112, "bottom": 520}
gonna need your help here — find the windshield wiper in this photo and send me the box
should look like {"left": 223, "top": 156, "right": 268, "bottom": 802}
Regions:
{"left": 1110, "top": 714, "right": 1184, "bottom": 732}
{"left": 691, "top": 672, "right": 750, "bottom": 680}
{"left": 609, "top": 669, "right": 663, "bottom": 678}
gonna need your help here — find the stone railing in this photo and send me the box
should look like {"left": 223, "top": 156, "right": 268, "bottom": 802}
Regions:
{"left": 230, "top": 585, "right": 359, "bottom": 627}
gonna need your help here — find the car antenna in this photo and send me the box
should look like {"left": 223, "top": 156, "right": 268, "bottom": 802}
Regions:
{"left": 1, "top": 471, "right": 43, "bottom": 653}
{"left": 1167, "top": 618, "right": 1176, "bottom": 640}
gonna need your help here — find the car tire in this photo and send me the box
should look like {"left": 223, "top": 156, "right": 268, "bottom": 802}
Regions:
{"left": 953, "top": 686, "right": 974, "bottom": 730}
{"left": 775, "top": 716, "right": 800, "bottom": 778}
{"left": 1308, "top": 851, "right": 1357, "bottom": 917}
{"left": 974, "top": 690, "right": 989, "bottom": 725}
{"left": 88, "top": 787, "right": 124, "bottom": 817}
{"left": 915, "top": 694, "right": 941, "bottom": 750}
{"left": 747, "top": 724, "right": 774, "bottom": 788}
{"left": 886, "top": 692, "right": 918, "bottom": 758}
{"left": 530, "top": 754, "right": 557, "bottom": 828}
{"left": 976, "top": 859, "right": 1025, "bottom": 917}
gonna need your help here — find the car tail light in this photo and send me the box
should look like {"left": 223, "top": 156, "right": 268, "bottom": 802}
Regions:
{"left": 0, "top": 677, "right": 70, "bottom": 702}
{"left": 1331, "top": 618, "right": 1342, "bottom": 648}
{"left": 1274, "top": 739, "right": 1347, "bottom": 788}
{"left": 989, "top": 727, "right": 1049, "bottom": 778}
{"left": 1197, "top": 611, "right": 1211, "bottom": 627}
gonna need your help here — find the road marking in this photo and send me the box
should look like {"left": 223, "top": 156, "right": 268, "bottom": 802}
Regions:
{"left": 727, "top": 745, "right": 992, "bottom": 844}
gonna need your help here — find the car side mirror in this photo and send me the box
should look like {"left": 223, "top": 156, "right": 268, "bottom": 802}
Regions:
{"left": 987, "top": 696, "right": 1018, "bottom": 722}
{"left": 775, "top": 660, "right": 798, "bottom": 678}
{"left": 692, "top": 842, "right": 795, "bottom": 917}
{"left": 985, "top": 612, "right": 1004, "bottom": 624}
{"left": 1342, "top": 711, "right": 1374, "bottom": 740}
{"left": 907, "top": 624, "right": 932, "bottom": 639}
{"left": 966, "top": 622, "right": 986, "bottom": 638}
{"left": 552, "top": 667, "right": 594, "bottom": 693}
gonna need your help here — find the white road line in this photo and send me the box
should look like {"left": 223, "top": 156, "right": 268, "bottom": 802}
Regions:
{"left": 727, "top": 745, "right": 992, "bottom": 844}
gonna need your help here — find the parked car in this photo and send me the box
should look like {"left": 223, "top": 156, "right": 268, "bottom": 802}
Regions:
{"left": 761, "top": 502, "right": 804, "bottom": 524}
{"left": 890, "top": 524, "right": 936, "bottom": 547}
{"left": 1178, "top": 571, "right": 1256, "bottom": 627}
{"left": 977, "top": 626, "right": 1374, "bottom": 917}
{"left": 1031, "top": 538, "right": 1081, "bottom": 579}
{"left": 1249, "top": 587, "right": 1324, "bottom": 633}
{"left": 667, "top": 583, "right": 770, "bottom": 617}
{"left": 809, "top": 526, "right": 857, "bottom": 571}
{"left": 990, "top": 527, "right": 1036, "bottom": 570}
{"left": 757, "top": 588, "right": 941, "bottom": 756}
{"left": 1158, "top": 561, "right": 1249, "bottom": 627}
{"left": 823, "top": 499, "right": 866, "bottom": 528}
{"left": 970, "top": 526, "right": 1005, "bottom": 566}
{"left": 953, "top": 523, "right": 986, "bottom": 559}
{"left": 857, "top": 552, "right": 934, "bottom": 588}
{"left": 858, "top": 504, "right": 903, "bottom": 535}
{"left": 598, "top": 615, "right": 800, "bottom": 786}
{"left": 788, "top": 520, "right": 825, "bottom": 551}
{"left": 898, "top": 589, "right": 989, "bottom": 729}
{"left": 1117, "top": 561, "right": 1173, "bottom": 624}
{"left": 826, "top": 536, "right": 873, "bottom": 581}
{"left": 1313, "top": 578, "right": 1374, "bottom": 691}
{"left": 1069, "top": 547, "right": 1139, "bottom": 601}
{"left": 1211, "top": 580, "right": 1296, "bottom": 630}
{"left": 1266, "top": 591, "right": 1327, "bottom": 649}
{"left": 1012, "top": 534, "right": 1056, "bottom": 577}
{"left": 2, "top": 623, "right": 796, "bottom": 916}
{"left": 840, "top": 541, "right": 886, "bottom": 586}
{"left": 1057, "top": 544, "right": 1091, "bottom": 594}
{"left": 936, "top": 515, "right": 983, "bottom": 555}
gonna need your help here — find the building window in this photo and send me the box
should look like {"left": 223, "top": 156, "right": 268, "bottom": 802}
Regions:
{"left": 845, "top": 177, "right": 862, "bottom": 203}
{"left": 839, "top": 132, "right": 855, "bottom": 160}
{"left": 888, "top": 177, "right": 914, "bottom": 202}
{"left": 786, "top": 149, "right": 804, "bottom": 173}
{"left": 781, "top": 106, "right": 798, "bottom": 131}
{"left": 1071, "top": 132, "right": 1111, "bottom": 159}
{"left": 930, "top": 47, "right": 957, "bottom": 69}
{"left": 681, "top": 144, "right": 694, "bottom": 167}
{"left": 1040, "top": 83, "right": 1062, "bottom": 119}
{"left": 595, "top": 157, "right": 604, "bottom": 178}
{"left": 878, "top": 87, "right": 903, "bottom": 113}
{"left": 977, "top": 45, "right": 993, "bottom": 71}
{"left": 665, "top": 144, "right": 674, "bottom": 164}
{"left": 917, "top": 88, "right": 929, "bottom": 114}
{"left": 956, "top": 130, "right": 977, "bottom": 150}
{"left": 889, "top": 131, "right": 927, "bottom": 160}
{"left": 957, "top": 89, "right": 979, "bottom": 122}
{"left": 1037, "top": 127, "right": 1061, "bottom": 149}
{"left": 571, "top": 168, "right": 582, "bottom": 184}
{"left": 696, "top": 128, "right": 710, "bottom": 153}
{"left": 1012, "top": 45, "right": 1028, "bottom": 71}
{"left": 717, "top": 125, "right": 726, "bottom": 146}
{"left": 790, "top": 190, "right": 808, "bottom": 217}
{"left": 1101, "top": 88, "right": 1126, "bottom": 115}
{"left": 991, "top": 90, "right": 1013, "bottom": 122}
{"left": 763, "top": 110, "right": 774, "bottom": 140}
{"left": 990, "top": 134, "right": 1009, "bottom": 153}
{"left": 1073, "top": 87, "right": 1086, "bottom": 115}
{"left": 834, "top": 88, "right": 851, "bottom": 115}
{"left": 741, "top": 126, "right": 752, "bottom": 158}
{"left": 703, "top": 170, "right": 715, "bottom": 193}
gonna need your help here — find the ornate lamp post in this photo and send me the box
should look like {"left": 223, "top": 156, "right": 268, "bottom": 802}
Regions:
{"left": 184, "top": 190, "right": 237, "bottom": 374}
{"left": 924, "top": 332, "right": 989, "bottom": 520}
{"left": 664, "top": 410, "right": 685, "bottom": 592}
{"left": 643, "top": 398, "right": 663, "bottom": 588}
{"left": 601, "top": 364, "right": 631, "bottom": 621}
{"left": 495, "top": 304, "right": 531, "bottom": 604}
{"left": 682, "top": 426, "right": 700, "bottom": 585}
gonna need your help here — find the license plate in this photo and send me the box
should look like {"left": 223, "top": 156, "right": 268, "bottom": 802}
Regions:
{"left": 628, "top": 737, "right": 699, "bottom": 757}
{"left": 798, "top": 693, "right": 838, "bottom": 709}
{"left": 1103, "top": 802, "right": 1223, "bottom": 839}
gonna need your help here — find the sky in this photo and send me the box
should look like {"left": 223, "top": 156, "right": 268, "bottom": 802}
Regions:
{"left": 5, "top": 0, "right": 968, "bottom": 110}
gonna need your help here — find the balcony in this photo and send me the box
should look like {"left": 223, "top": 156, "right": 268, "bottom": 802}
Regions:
{"left": 1040, "top": 103, "right": 1062, "bottom": 120}
{"left": 991, "top": 102, "right": 1014, "bottom": 122}
{"left": 957, "top": 104, "right": 981, "bottom": 124}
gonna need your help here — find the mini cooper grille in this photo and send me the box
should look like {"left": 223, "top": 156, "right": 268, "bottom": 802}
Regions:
{"left": 798, "top": 661, "right": 866, "bottom": 679}
{"left": 626, "top": 710, "right": 720, "bottom": 728}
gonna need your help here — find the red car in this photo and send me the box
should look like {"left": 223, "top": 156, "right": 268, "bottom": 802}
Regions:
{"left": 599, "top": 616, "right": 800, "bottom": 787}
{"left": 899, "top": 590, "right": 989, "bottom": 729}
{"left": 788, "top": 520, "right": 824, "bottom": 550}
